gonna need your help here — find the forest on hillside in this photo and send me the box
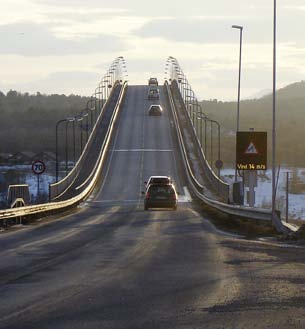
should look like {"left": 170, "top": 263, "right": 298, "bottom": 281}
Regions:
{"left": 201, "top": 82, "right": 305, "bottom": 167}
{"left": 202, "top": 97, "right": 305, "bottom": 167}
{"left": 0, "top": 90, "right": 91, "bottom": 155}
{"left": 1, "top": 80, "right": 305, "bottom": 168}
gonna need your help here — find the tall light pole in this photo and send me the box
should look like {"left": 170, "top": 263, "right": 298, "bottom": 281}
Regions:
{"left": 197, "top": 111, "right": 209, "bottom": 157}
{"left": 86, "top": 99, "right": 96, "bottom": 131}
{"left": 210, "top": 119, "right": 221, "bottom": 177}
{"left": 272, "top": 0, "right": 277, "bottom": 222}
{"left": 79, "top": 111, "right": 89, "bottom": 154}
{"left": 185, "top": 91, "right": 198, "bottom": 128}
{"left": 55, "top": 118, "right": 68, "bottom": 182}
{"left": 232, "top": 24, "right": 243, "bottom": 181}
{"left": 65, "top": 117, "right": 75, "bottom": 176}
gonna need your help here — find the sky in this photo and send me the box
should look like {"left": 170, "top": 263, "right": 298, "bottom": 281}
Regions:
{"left": 0, "top": 0, "right": 305, "bottom": 100}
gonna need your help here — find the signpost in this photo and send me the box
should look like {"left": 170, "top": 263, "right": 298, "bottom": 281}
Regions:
{"left": 236, "top": 131, "right": 267, "bottom": 207}
{"left": 236, "top": 131, "right": 267, "bottom": 170}
{"left": 32, "top": 160, "right": 45, "bottom": 203}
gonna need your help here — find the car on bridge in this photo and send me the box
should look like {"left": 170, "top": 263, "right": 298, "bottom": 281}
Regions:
{"left": 144, "top": 183, "right": 178, "bottom": 210}
{"left": 148, "top": 87, "right": 159, "bottom": 100}
{"left": 148, "top": 77, "right": 158, "bottom": 86}
{"left": 144, "top": 175, "right": 172, "bottom": 189}
{"left": 148, "top": 104, "right": 163, "bottom": 116}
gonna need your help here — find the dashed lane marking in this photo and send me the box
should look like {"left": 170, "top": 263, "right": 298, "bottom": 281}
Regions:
{"left": 113, "top": 149, "right": 173, "bottom": 152}
{"left": 178, "top": 186, "right": 192, "bottom": 203}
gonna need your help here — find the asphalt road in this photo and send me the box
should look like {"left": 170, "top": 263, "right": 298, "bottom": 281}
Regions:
{"left": 1, "top": 86, "right": 305, "bottom": 329}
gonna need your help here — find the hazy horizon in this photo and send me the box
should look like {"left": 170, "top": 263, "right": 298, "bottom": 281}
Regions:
{"left": 1, "top": 0, "right": 305, "bottom": 101}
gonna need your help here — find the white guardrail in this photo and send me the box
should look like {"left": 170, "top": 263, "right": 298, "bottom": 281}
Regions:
{"left": 170, "top": 79, "right": 230, "bottom": 201}
{"left": 0, "top": 82, "right": 128, "bottom": 222}
{"left": 165, "top": 81, "right": 290, "bottom": 234}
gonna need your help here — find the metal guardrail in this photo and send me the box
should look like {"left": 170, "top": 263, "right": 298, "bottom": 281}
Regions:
{"left": 165, "top": 81, "right": 289, "bottom": 233}
{"left": 0, "top": 82, "right": 128, "bottom": 223}
{"left": 169, "top": 80, "right": 229, "bottom": 201}
{"left": 49, "top": 82, "right": 122, "bottom": 200}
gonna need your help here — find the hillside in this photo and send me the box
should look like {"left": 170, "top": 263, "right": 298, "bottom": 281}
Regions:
{"left": 200, "top": 81, "right": 305, "bottom": 167}
{"left": 262, "top": 80, "right": 305, "bottom": 100}
{"left": 0, "top": 90, "right": 90, "bottom": 155}
{"left": 1, "top": 81, "right": 305, "bottom": 168}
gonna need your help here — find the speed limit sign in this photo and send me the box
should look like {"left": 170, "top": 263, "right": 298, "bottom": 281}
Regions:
{"left": 32, "top": 160, "right": 46, "bottom": 175}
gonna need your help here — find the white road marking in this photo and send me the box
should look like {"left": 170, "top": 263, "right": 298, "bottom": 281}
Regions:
{"left": 91, "top": 200, "right": 139, "bottom": 203}
{"left": 178, "top": 186, "right": 192, "bottom": 203}
{"left": 113, "top": 149, "right": 173, "bottom": 152}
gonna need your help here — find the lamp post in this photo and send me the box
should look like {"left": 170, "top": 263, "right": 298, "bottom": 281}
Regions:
{"left": 272, "top": 0, "right": 277, "bottom": 223}
{"left": 165, "top": 58, "right": 176, "bottom": 83}
{"left": 76, "top": 114, "right": 86, "bottom": 157}
{"left": 82, "top": 109, "right": 89, "bottom": 142}
{"left": 164, "top": 63, "right": 172, "bottom": 82}
{"left": 119, "top": 57, "right": 128, "bottom": 82}
{"left": 176, "top": 68, "right": 187, "bottom": 101}
{"left": 86, "top": 99, "right": 96, "bottom": 131}
{"left": 81, "top": 111, "right": 89, "bottom": 151}
{"left": 197, "top": 111, "right": 208, "bottom": 155}
{"left": 102, "top": 79, "right": 110, "bottom": 100}
{"left": 55, "top": 118, "right": 68, "bottom": 182}
{"left": 165, "top": 56, "right": 174, "bottom": 77}
{"left": 186, "top": 98, "right": 195, "bottom": 124}
{"left": 107, "top": 69, "right": 115, "bottom": 88}
{"left": 72, "top": 119, "right": 75, "bottom": 165}
{"left": 94, "top": 86, "right": 101, "bottom": 114}
{"left": 232, "top": 24, "right": 243, "bottom": 181}
{"left": 209, "top": 119, "right": 221, "bottom": 177}
{"left": 94, "top": 84, "right": 106, "bottom": 116}
{"left": 185, "top": 88, "right": 196, "bottom": 124}
{"left": 65, "top": 117, "right": 75, "bottom": 176}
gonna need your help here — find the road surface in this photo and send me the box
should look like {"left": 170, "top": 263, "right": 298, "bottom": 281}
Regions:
{"left": 1, "top": 86, "right": 305, "bottom": 329}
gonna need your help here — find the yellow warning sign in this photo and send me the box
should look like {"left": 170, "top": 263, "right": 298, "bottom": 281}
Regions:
{"left": 244, "top": 142, "right": 259, "bottom": 155}
{"left": 236, "top": 132, "right": 267, "bottom": 170}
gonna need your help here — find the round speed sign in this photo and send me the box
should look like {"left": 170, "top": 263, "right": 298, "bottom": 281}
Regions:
{"left": 32, "top": 160, "right": 46, "bottom": 175}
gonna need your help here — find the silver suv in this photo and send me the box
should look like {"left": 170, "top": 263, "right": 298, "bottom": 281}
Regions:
{"left": 148, "top": 87, "right": 159, "bottom": 100}
{"left": 148, "top": 77, "right": 158, "bottom": 86}
{"left": 144, "top": 183, "right": 178, "bottom": 210}
{"left": 144, "top": 176, "right": 172, "bottom": 188}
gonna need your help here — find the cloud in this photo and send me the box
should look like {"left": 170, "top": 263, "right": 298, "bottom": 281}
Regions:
{"left": 30, "top": 0, "right": 270, "bottom": 16}
{"left": 133, "top": 17, "right": 273, "bottom": 44}
{"left": 0, "top": 71, "right": 100, "bottom": 95}
{"left": 133, "top": 9, "right": 305, "bottom": 45}
{"left": 0, "top": 22, "right": 127, "bottom": 56}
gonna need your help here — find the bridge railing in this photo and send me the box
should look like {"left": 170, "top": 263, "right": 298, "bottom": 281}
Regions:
{"left": 49, "top": 81, "right": 122, "bottom": 201}
{"left": 0, "top": 81, "right": 128, "bottom": 224}
{"left": 165, "top": 80, "right": 289, "bottom": 233}
{"left": 165, "top": 56, "right": 230, "bottom": 198}
{"left": 168, "top": 79, "right": 230, "bottom": 201}
{"left": 50, "top": 56, "right": 127, "bottom": 200}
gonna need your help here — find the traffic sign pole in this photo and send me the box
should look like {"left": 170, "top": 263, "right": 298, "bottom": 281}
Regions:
{"left": 32, "top": 160, "right": 46, "bottom": 203}
{"left": 37, "top": 175, "right": 40, "bottom": 203}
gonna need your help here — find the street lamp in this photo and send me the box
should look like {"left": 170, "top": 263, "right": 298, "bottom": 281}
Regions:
{"left": 232, "top": 24, "right": 243, "bottom": 181}
{"left": 65, "top": 117, "right": 75, "bottom": 176}
{"left": 94, "top": 86, "right": 102, "bottom": 114}
{"left": 272, "top": 0, "right": 277, "bottom": 223}
{"left": 75, "top": 113, "right": 88, "bottom": 157}
{"left": 55, "top": 118, "right": 68, "bottom": 182}
{"left": 209, "top": 119, "right": 221, "bottom": 177}
{"left": 94, "top": 84, "right": 107, "bottom": 116}
{"left": 81, "top": 109, "right": 90, "bottom": 142}
{"left": 185, "top": 88, "right": 196, "bottom": 124}
{"left": 185, "top": 95, "right": 195, "bottom": 124}
{"left": 164, "top": 62, "right": 172, "bottom": 81}
{"left": 177, "top": 77, "right": 188, "bottom": 103}
{"left": 197, "top": 111, "right": 208, "bottom": 157}
{"left": 102, "top": 79, "right": 110, "bottom": 99}
{"left": 86, "top": 99, "right": 96, "bottom": 131}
